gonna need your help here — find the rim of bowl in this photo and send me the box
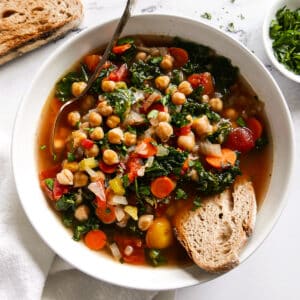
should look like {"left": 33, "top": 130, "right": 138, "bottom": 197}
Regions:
{"left": 262, "top": 0, "right": 300, "bottom": 83}
{"left": 12, "top": 13, "right": 296, "bottom": 290}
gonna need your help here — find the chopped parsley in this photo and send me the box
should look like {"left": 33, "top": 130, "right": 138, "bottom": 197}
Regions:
{"left": 201, "top": 12, "right": 212, "bottom": 20}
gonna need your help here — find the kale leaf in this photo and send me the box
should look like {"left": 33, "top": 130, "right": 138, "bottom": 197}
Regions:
{"left": 55, "top": 193, "right": 76, "bottom": 211}
{"left": 193, "top": 161, "right": 241, "bottom": 195}
{"left": 207, "top": 119, "right": 232, "bottom": 144}
{"left": 129, "top": 60, "right": 161, "bottom": 88}
{"left": 105, "top": 88, "right": 134, "bottom": 120}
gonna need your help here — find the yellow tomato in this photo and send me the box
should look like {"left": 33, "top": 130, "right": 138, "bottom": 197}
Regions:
{"left": 146, "top": 217, "right": 173, "bottom": 249}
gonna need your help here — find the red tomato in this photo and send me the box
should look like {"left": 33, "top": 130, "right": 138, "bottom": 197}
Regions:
{"left": 169, "top": 47, "right": 189, "bottom": 67}
{"left": 81, "top": 138, "right": 94, "bottom": 149}
{"left": 114, "top": 235, "right": 145, "bottom": 265}
{"left": 225, "top": 127, "right": 255, "bottom": 153}
{"left": 53, "top": 179, "right": 70, "bottom": 200}
{"left": 188, "top": 72, "right": 214, "bottom": 95}
{"left": 174, "top": 125, "right": 191, "bottom": 136}
{"left": 108, "top": 64, "right": 128, "bottom": 82}
{"left": 147, "top": 102, "right": 167, "bottom": 113}
{"left": 246, "top": 117, "right": 263, "bottom": 141}
{"left": 99, "top": 161, "right": 118, "bottom": 174}
{"left": 40, "top": 180, "right": 54, "bottom": 201}
{"left": 135, "top": 138, "right": 157, "bottom": 158}
{"left": 126, "top": 155, "right": 143, "bottom": 182}
{"left": 84, "top": 55, "right": 100, "bottom": 72}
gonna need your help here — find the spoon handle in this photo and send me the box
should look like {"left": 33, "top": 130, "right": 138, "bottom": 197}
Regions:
{"left": 51, "top": 0, "right": 135, "bottom": 156}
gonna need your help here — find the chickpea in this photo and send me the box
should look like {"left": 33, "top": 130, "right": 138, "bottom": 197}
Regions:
{"left": 189, "top": 169, "right": 199, "bottom": 182}
{"left": 62, "top": 160, "right": 79, "bottom": 173}
{"left": 177, "top": 132, "right": 195, "bottom": 151}
{"left": 107, "top": 127, "right": 124, "bottom": 144}
{"left": 160, "top": 54, "right": 174, "bottom": 71}
{"left": 192, "top": 115, "right": 213, "bottom": 136}
{"left": 138, "top": 214, "right": 154, "bottom": 231}
{"left": 124, "top": 132, "right": 137, "bottom": 146}
{"left": 56, "top": 169, "right": 73, "bottom": 185}
{"left": 155, "top": 75, "right": 170, "bottom": 90}
{"left": 103, "top": 149, "right": 119, "bottom": 165}
{"left": 209, "top": 97, "right": 223, "bottom": 112}
{"left": 71, "top": 81, "right": 87, "bottom": 97}
{"left": 135, "top": 51, "right": 147, "bottom": 61}
{"left": 73, "top": 172, "right": 89, "bottom": 188}
{"left": 157, "top": 111, "right": 170, "bottom": 122}
{"left": 155, "top": 122, "right": 173, "bottom": 142}
{"left": 97, "top": 101, "right": 113, "bottom": 117}
{"left": 84, "top": 144, "right": 99, "bottom": 158}
{"left": 74, "top": 205, "right": 90, "bottom": 222}
{"left": 90, "top": 170, "right": 106, "bottom": 182}
{"left": 145, "top": 217, "right": 173, "bottom": 249}
{"left": 88, "top": 111, "right": 102, "bottom": 127}
{"left": 89, "top": 126, "right": 104, "bottom": 141}
{"left": 72, "top": 130, "right": 87, "bottom": 147}
{"left": 223, "top": 107, "right": 239, "bottom": 120}
{"left": 106, "top": 115, "right": 121, "bottom": 128}
{"left": 172, "top": 91, "right": 186, "bottom": 105}
{"left": 67, "top": 111, "right": 81, "bottom": 127}
{"left": 201, "top": 94, "right": 210, "bottom": 103}
{"left": 178, "top": 81, "right": 193, "bottom": 96}
{"left": 101, "top": 80, "right": 116, "bottom": 92}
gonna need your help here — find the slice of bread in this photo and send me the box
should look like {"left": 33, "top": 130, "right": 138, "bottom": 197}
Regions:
{"left": 0, "top": 0, "right": 83, "bottom": 65}
{"left": 174, "top": 179, "right": 257, "bottom": 273}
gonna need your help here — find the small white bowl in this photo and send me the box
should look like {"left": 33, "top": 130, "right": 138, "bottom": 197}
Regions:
{"left": 263, "top": 0, "right": 300, "bottom": 83}
{"left": 12, "top": 14, "right": 295, "bottom": 290}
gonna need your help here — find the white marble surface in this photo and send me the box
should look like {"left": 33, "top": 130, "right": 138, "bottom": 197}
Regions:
{"left": 1, "top": 0, "right": 300, "bottom": 299}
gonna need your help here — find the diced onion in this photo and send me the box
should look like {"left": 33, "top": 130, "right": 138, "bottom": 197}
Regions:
{"left": 115, "top": 206, "right": 126, "bottom": 222}
{"left": 124, "top": 110, "right": 145, "bottom": 126}
{"left": 109, "top": 243, "right": 122, "bottom": 260}
{"left": 85, "top": 167, "right": 97, "bottom": 177}
{"left": 156, "top": 145, "right": 169, "bottom": 157}
{"left": 124, "top": 245, "right": 134, "bottom": 256}
{"left": 88, "top": 181, "right": 106, "bottom": 201}
{"left": 145, "top": 156, "right": 154, "bottom": 168}
{"left": 198, "top": 140, "right": 222, "bottom": 157}
{"left": 109, "top": 195, "right": 128, "bottom": 205}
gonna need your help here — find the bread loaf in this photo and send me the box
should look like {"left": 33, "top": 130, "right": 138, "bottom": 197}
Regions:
{"left": 174, "top": 180, "right": 257, "bottom": 273}
{"left": 0, "top": 0, "right": 83, "bottom": 65}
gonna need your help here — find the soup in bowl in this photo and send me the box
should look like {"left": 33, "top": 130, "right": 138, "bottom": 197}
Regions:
{"left": 12, "top": 15, "right": 295, "bottom": 290}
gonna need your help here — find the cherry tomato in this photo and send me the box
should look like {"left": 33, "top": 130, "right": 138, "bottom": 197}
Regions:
{"left": 147, "top": 102, "right": 167, "bottom": 113}
{"left": 169, "top": 47, "right": 189, "bottom": 68}
{"left": 188, "top": 72, "right": 214, "bottom": 95}
{"left": 81, "top": 138, "right": 94, "bottom": 149}
{"left": 53, "top": 179, "right": 70, "bottom": 200}
{"left": 225, "top": 127, "right": 255, "bottom": 153}
{"left": 126, "top": 155, "right": 143, "bottom": 182}
{"left": 174, "top": 125, "right": 192, "bottom": 136}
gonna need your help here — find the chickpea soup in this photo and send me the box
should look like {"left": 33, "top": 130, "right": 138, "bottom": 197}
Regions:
{"left": 37, "top": 36, "right": 272, "bottom": 267}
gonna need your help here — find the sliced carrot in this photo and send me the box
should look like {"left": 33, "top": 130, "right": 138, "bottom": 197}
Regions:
{"left": 99, "top": 160, "right": 118, "bottom": 174}
{"left": 169, "top": 47, "right": 189, "bottom": 68}
{"left": 246, "top": 117, "right": 263, "bottom": 141}
{"left": 84, "top": 54, "right": 100, "bottom": 72}
{"left": 151, "top": 176, "right": 176, "bottom": 199}
{"left": 206, "top": 148, "right": 237, "bottom": 169}
{"left": 84, "top": 229, "right": 107, "bottom": 250}
{"left": 112, "top": 43, "right": 132, "bottom": 54}
{"left": 96, "top": 204, "right": 116, "bottom": 224}
{"left": 135, "top": 138, "right": 157, "bottom": 158}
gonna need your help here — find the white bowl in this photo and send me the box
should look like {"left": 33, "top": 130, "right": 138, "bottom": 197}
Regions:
{"left": 262, "top": 0, "right": 300, "bottom": 82}
{"left": 12, "top": 14, "right": 295, "bottom": 290}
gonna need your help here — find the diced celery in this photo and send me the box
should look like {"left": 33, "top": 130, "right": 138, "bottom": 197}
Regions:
{"left": 124, "top": 205, "right": 138, "bottom": 221}
{"left": 115, "top": 81, "right": 127, "bottom": 89}
{"left": 109, "top": 177, "right": 125, "bottom": 196}
{"left": 79, "top": 157, "right": 98, "bottom": 171}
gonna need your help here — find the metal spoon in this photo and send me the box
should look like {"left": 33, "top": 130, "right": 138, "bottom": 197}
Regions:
{"left": 50, "top": 0, "right": 135, "bottom": 156}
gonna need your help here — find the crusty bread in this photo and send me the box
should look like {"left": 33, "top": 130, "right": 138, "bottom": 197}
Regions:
{"left": 0, "top": 0, "right": 83, "bottom": 65}
{"left": 174, "top": 180, "right": 257, "bottom": 273}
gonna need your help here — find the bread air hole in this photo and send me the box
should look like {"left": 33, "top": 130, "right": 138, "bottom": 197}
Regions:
{"left": 32, "top": 7, "right": 44, "bottom": 12}
{"left": 2, "top": 10, "right": 16, "bottom": 18}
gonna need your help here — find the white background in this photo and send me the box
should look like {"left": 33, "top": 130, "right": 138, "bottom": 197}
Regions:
{"left": 1, "top": 0, "right": 300, "bottom": 299}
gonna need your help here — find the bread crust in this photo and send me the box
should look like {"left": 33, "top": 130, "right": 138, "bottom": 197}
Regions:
{"left": 174, "top": 180, "right": 257, "bottom": 273}
{"left": 0, "top": 0, "right": 83, "bottom": 65}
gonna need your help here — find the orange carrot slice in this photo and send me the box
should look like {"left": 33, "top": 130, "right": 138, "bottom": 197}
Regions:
{"left": 206, "top": 148, "right": 237, "bottom": 169}
{"left": 151, "top": 176, "right": 176, "bottom": 199}
{"left": 84, "top": 229, "right": 107, "bottom": 250}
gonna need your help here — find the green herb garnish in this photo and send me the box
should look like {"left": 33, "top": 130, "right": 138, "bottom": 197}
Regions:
{"left": 201, "top": 12, "right": 212, "bottom": 20}
{"left": 269, "top": 6, "right": 300, "bottom": 75}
